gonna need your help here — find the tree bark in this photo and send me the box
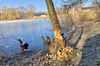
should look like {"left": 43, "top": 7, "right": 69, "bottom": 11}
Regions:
{"left": 42, "top": 0, "right": 65, "bottom": 54}
{"left": 45, "top": 0, "right": 63, "bottom": 40}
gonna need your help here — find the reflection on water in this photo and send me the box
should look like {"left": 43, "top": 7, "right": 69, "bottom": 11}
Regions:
{"left": 0, "top": 19, "right": 54, "bottom": 55}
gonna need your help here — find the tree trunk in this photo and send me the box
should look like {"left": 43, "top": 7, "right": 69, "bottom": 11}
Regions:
{"left": 41, "top": 0, "right": 65, "bottom": 54}
{"left": 45, "top": 0, "right": 63, "bottom": 40}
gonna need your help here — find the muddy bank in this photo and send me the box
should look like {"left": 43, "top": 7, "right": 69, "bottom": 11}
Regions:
{"left": 0, "top": 50, "right": 48, "bottom": 66}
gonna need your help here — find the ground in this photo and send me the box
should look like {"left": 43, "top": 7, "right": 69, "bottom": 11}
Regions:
{"left": 79, "top": 34, "right": 100, "bottom": 66}
{"left": 0, "top": 34, "right": 100, "bottom": 66}
{"left": 0, "top": 22, "right": 100, "bottom": 66}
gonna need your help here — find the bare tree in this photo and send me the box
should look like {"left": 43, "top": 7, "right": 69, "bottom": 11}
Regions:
{"left": 25, "top": 4, "right": 35, "bottom": 19}
{"left": 0, "top": 6, "right": 8, "bottom": 20}
{"left": 41, "top": 0, "right": 66, "bottom": 54}
{"left": 0, "top": 5, "right": 35, "bottom": 20}
{"left": 7, "top": 7, "right": 18, "bottom": 20}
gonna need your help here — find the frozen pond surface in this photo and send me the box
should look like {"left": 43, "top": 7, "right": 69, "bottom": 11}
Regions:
{"left": 0, "top": 19, "right": 54, "bottom": 55}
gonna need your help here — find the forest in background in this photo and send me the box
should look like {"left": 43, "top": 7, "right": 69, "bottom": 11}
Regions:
{"left": 0, "top": 4, "right": 35, "bottom": 20}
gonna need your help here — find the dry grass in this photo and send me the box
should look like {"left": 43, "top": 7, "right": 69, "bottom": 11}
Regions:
{"left": 65, "top": 6, "right": 100, "bottom": 28}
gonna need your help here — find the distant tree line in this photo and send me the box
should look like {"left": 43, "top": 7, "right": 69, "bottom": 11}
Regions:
{"left": 0, "top": 4, "right": 35, "bottom": 20}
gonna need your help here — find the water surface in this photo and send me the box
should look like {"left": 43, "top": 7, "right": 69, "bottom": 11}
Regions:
{"left": 0, "top": 19, "right": 54, "bottom": 55}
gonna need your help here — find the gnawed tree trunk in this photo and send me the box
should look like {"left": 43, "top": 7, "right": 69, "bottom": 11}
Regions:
{"left": 45, "top": 0, "right": 63, "bottom": 40}
{"left": 41, "top": 0, "right": 65, "bottom": 54}
{"left": 18, "top": 39, "right": 28, "bottom": 52}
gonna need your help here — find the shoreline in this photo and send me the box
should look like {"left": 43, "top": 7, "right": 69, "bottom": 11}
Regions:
{"left": 0, "top": 16, "right": 50, "bottom": 22}
{"left": 0, "top": 18, "right": 50, "bottom": 23}
{"left": 0, "top": 15, "right": 66, "bottom": 23}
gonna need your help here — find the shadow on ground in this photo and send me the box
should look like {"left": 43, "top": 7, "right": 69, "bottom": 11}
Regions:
{"left": 79, "top": 34, "right": 100, "bottom": 66}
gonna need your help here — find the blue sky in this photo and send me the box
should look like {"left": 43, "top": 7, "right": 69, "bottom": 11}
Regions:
{"left": 0, "top": 0, "right": 92, "bottom": 12}
{"left": 0, "top": 0, "right": 62, "bottom": 12}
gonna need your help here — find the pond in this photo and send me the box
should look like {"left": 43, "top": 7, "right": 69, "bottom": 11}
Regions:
{"left": 0, "top": 19, "right": 54, "bottom": 55}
